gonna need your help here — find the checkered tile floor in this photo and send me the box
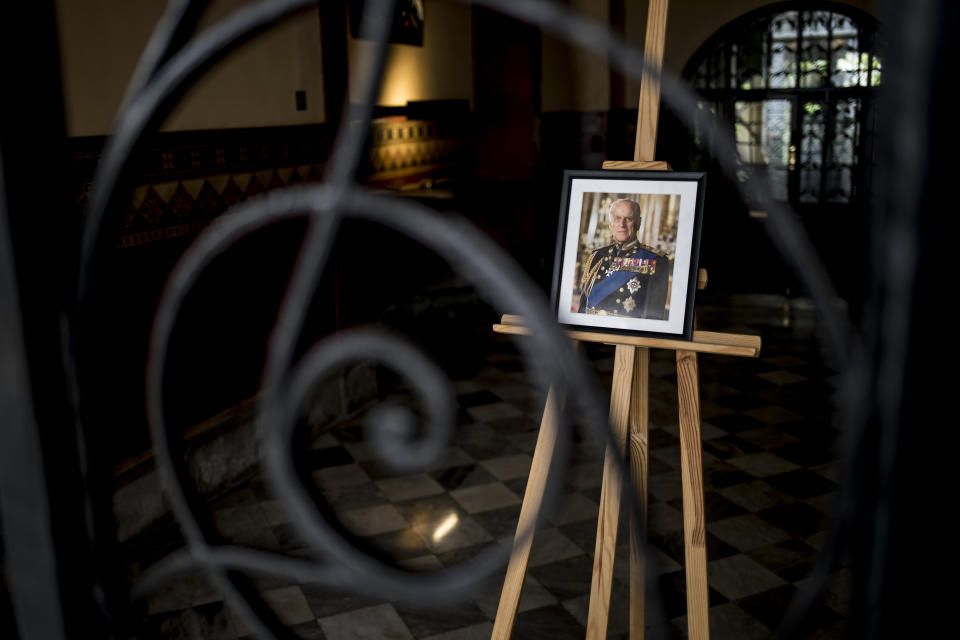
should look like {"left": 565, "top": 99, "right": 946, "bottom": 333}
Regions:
{"left": 128, "top": 295, "right": 849, "bottom": 639}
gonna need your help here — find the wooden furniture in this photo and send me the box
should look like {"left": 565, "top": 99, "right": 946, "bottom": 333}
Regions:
{"left": 490, "top": 2, "right": 762, "bottom": 638}
{"left": 490, "top": 311, "right": 760, "bottom": 639}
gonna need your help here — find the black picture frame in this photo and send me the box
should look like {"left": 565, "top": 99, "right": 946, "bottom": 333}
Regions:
{"left": 551, "top": 170, "right": 707, "bottom": 340}
{"left": 349, "top": 0, "right": 424, "bottom": 47}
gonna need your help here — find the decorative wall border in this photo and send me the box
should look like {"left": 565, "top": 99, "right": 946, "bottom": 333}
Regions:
{"left": 68, "top": 120, "right": 474, "bottom": 248}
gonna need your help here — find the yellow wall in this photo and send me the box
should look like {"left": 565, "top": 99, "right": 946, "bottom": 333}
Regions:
{"left": 56, "top": 0, "right": 326, "bottom": 136}
{"left": 56, "top": 0, "right": 879, "bottom": 132}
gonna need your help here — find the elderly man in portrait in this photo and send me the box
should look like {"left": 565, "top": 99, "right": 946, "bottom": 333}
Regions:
{"left": 578, "top": 199, "right": 670, "bottom": 319}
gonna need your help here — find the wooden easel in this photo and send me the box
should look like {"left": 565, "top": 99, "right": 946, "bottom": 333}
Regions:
{"left": 489, "top": 2, "right": 761, "bottom": 638}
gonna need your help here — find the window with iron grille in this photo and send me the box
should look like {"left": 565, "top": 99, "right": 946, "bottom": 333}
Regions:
{"left": 685, "top": 2, "right": 883, "bottom": 207}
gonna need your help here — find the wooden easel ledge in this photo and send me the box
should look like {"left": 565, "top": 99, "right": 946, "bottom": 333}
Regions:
{"left": 494, "top": 315, "right": 760, "bottom": 358}
{"left": 496, "top": 269, "right": 760, "bottom": 359}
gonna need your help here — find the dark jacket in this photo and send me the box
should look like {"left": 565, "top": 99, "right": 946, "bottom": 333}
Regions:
{"left": 578, "top": 238, "right": 670, "bottom": 319}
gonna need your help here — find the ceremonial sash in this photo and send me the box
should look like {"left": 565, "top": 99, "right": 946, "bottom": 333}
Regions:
{"left": 586, "top": 270, "right": 637, "bottom": 308}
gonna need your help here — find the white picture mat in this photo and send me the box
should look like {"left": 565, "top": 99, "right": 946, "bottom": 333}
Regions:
{"left": 556, "top": 177, "right": 701, "bottom": 334}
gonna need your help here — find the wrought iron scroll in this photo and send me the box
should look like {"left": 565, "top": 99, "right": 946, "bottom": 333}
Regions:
{"left": 60, "top": 0, "right": 914, "bottom": 639}
{"left": 75, "top": 0, "right": 609, "bottom": 638}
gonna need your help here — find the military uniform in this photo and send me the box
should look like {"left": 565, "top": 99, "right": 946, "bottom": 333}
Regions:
{"left": 578, "top": 238, "right": 670, "bottom": 319}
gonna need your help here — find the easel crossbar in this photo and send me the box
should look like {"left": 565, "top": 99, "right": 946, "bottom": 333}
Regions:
{"left": 494, "top": 315, "right": 760, "bottom": 358}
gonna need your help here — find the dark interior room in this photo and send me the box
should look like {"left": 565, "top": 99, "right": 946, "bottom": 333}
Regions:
{"left": 2, "top": 0, "right": 954, "bottom": 638}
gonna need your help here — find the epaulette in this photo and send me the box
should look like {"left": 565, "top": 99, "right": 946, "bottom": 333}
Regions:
{"left": 587, "top": 246, "right": 608, "bottom": 266}
{"left": 638, "top": 242, "right": 669, "bottom": 259}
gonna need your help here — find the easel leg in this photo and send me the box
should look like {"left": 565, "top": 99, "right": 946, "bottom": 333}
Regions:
{"left": 629, "top": 347, "right": 650, "bottom": 639}
{"left": 491, "top": 385, "right": 563, "bottom": 639}
{"left": 676, "top": 350, "right": 709, "bottom": 640}
{"left": 586, "top": 345, "right": 636, "bottom": 639}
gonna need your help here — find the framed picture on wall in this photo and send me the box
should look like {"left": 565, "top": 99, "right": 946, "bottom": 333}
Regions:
{"left": 551, "top": 170, "right": 707, "bottom": 340}
{"left": 349, "top": 0, "right": 424, "bottom": 46}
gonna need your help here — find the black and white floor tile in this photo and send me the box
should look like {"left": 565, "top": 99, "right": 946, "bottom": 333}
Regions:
{"left": 127, "top": 295, "right": 849, "bottom": 638}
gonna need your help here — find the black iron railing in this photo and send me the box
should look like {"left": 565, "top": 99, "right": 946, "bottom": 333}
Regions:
{"left": 1, "top": 0, "right": 948, "bottom": 638}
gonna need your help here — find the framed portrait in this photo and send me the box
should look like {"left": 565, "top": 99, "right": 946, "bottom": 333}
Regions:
{"left": 551, "top": 170, "right": 707, "bottom": 340}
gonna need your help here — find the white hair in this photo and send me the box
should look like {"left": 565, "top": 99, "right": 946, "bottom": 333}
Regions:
{"left": 607, "top": 199, "right": 641, "bottom": 224}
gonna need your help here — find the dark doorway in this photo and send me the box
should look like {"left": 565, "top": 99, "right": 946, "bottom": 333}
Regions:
{"left": 471, "top": 7, "right": 541, "bottom": 181}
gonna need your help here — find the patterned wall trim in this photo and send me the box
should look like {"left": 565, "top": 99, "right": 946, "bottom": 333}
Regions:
{"left": 110, "top": 163, "right": 324, "bottom": 248}
{"left": 68, "top": 124, "right": 331, "bottom": 185}
{"left": 69, "top": 120, "right": 474, "bottom": 249}
{"left": 364, "top": 117, "right": 473, "bottom": 188}
{"left": 69, "top": 124, "right": 332, "bottom": 248}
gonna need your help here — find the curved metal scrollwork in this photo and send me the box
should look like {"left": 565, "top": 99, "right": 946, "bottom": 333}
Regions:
{"left": 72, "top": 0, "right": 866, "bottom": 638}
{"left": 75, "top": 1, "right": 610, "bottom": 636}
{"left": 135, "top": 184, "right": 606, "bottom": 632}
